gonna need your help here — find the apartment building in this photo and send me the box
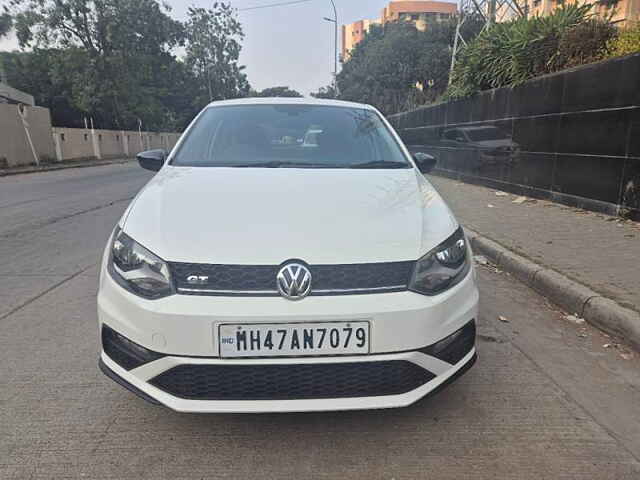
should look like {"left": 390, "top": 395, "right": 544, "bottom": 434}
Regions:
{"left": 496, "top": 0, "right": 639, "bottom": 25}
{"left": 342, "top": 19, "right": 382, "bottom": 61}
{"left": 527, "top": 0, "right": 638, "bottom": 24}
{"left": 342, "top": 1, "right": 457, "bottom": 60}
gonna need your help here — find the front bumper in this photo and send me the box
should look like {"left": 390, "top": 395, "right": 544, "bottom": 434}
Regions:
{"left": 99, "top": 319, "right": 476, "bottom": 413}
{"left": 98, "top": 258, "right": 479, "bottom": 412}
{"left": 100, "top": 346, "right": 476, "bottom": 413}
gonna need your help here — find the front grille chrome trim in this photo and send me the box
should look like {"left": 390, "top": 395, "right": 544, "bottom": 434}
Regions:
{"left": 176, "top": 284, "right": 408, "bottom": 296}
{"left": 178, "top": 288, "right": 278, "bottom": 294}
{"left": 312, "top": 285, "right": 407, "bottom": 293}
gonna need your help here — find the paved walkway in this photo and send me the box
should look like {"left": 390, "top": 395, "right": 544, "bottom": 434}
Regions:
{"left": 430, "top": 176, "right": 640, "bottom": 314}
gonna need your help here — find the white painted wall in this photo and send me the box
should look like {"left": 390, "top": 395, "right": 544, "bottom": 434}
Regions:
{"left": 1, "top": 102, "right": 180, "bottom": 167}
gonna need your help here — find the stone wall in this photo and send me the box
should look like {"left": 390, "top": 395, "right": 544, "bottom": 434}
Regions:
{"left": 389, "top": 53, "right": 640, "bottom": 218}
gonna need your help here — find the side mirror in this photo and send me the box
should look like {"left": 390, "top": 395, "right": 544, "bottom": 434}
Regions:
{"left": 412, "top": 152, "right": 437, "bottom": 174}
{"left": 137, "top": 149, "right": 166, "bottom": 172}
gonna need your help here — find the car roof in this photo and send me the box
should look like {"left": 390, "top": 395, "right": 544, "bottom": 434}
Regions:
{"left": 206, "top": 97, "right": 376, "bottom": 110}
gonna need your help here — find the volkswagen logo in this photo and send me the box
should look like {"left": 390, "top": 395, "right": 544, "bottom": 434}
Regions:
{"left": 276, "top": 263, "right": 312, "bottom": 300}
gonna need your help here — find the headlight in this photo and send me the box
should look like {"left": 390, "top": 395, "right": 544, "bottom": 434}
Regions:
{"left": 409, "top": 227, "right": 470, "bottom": 295}
{"left": 108, "top": 227, "right": 173, "bottom": 299}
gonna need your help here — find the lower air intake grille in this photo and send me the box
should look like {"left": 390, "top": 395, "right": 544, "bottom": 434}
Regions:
{"left": 150, "top": 361, "right": 434, "bottom": 400}
{"left": 421, "top": 320, "right": 476, "bottom": 365}
{"left": 102, "top": 325, "right": 164, "bottom": 371}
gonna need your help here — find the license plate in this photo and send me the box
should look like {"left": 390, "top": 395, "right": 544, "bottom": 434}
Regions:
{"left": 218, "top": 321, "right": 370, "bottom": 358}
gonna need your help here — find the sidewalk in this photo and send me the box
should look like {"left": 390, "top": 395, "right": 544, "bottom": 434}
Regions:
{"left": 430, "top": 176, "right": 640, "bottom": 348}
{"left": 0, "top": 157, "right": 134, "bottom": 177}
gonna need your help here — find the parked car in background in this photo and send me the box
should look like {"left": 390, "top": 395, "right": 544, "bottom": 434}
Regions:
{"left": 440, "top": 126, "right": 520, "bottom": 173}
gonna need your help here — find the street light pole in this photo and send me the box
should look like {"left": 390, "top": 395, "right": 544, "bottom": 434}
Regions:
{"left": 322, "top": 0, "right": 338, "bottom": 91}
{"left": 330, "top": 0, "right": 337, "bottom": 85}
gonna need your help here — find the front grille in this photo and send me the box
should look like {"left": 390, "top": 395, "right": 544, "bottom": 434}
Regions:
{"left": 169, "top": 261, "right": 414, "bottom": 296}
{"left": 150, "top": 361, "right": 434, "bottom": 400}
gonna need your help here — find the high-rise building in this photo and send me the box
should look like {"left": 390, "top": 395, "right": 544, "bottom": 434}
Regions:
{"left": 496, "top": 0, "right": 639, "bottom": 25}
{"left": 342, "top": 19, "right": 382, "bottom": 62}
{"left": 341, "top": 1, "right": 457, "bottom": 61}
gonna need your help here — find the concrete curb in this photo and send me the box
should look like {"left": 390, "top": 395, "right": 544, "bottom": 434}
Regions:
{"left": 465, "top": 227, "right": 640, "bottom": 351}
{"left": 0, "top": 158, "right": 135, "bottom": 177}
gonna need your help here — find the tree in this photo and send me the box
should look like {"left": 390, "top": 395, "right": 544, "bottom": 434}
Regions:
{"left": 0, "top": 12, "right": 12, "bottom": 83}
{"left": 184, "top": 4, "right": 249, "bottom": 106}
{"left": 414, "top": 18, "right": 482, "bottom": 103}
{"left": 5, "top": 0, "right": 251, "bottom": 129}
{"left": 1, "top": 48, "right": 87, "bottom": 126}
{"left": 336, "top": 18, "right": 482, "bottom": 115}
{"left": 0, "top": 12, "right": 10, "bottom": 37}
{"left": 253, "top": 86, "right": 303, "bottom": 97}
{"left": 310, "top": 85, "right": 338, "bottom": 99}
{"left": 6, "top": 0, "right": 201, "bottom": 130}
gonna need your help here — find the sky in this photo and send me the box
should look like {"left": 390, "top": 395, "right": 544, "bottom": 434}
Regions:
{"left": 0, "top": 0, "right": 402, "bottom": 95}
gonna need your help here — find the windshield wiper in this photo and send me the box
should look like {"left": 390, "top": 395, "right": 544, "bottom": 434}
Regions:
{"left": 229, "top": 161, "right": 341, "bottom": 168}
{"left": 348, "top": 160, "right": 410, "bottom": 169}
{"left": 229, "top": 161, "right": 294, "bottom": 168}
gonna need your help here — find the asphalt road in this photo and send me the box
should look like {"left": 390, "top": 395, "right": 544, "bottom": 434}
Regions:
{"left": 1, "top": 164, "right": 640, "bottom": 479}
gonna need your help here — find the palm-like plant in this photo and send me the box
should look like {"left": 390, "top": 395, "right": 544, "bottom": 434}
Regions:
{"left": 447, "top": 4, "right": 601, "bottom": 98}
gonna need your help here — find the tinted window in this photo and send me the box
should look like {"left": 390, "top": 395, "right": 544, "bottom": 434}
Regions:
{"left": 443, "top": 130, "right": 458, "bottom": 141}
{"left": 171, "top": 105, "right": 410, "bottom": 168}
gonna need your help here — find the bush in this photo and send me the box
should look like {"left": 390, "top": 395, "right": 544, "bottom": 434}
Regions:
{"left": 553, "top": 18, "right": 616, "bottom": 69}
{"left": 607, "top": 22, "right": 640, "bottom": 57}
{"left": 446, "top": 4, "right": 614, "bottom": 99}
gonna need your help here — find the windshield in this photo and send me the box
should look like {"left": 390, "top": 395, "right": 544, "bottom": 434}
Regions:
{"left": 464, "top": 127, "right": 511, "bottom": 142}
{"left": 171, "top": 105, "right": 410, "bottom": 168}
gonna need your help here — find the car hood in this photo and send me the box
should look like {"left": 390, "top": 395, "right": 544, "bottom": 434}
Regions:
{"left": 122, "top": 166, "right": 458, "bottom": 264}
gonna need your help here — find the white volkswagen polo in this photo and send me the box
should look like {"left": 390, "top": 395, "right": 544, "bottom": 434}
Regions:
{"left": 97, "top": 98, "right": 479, "bottom": 413}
